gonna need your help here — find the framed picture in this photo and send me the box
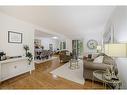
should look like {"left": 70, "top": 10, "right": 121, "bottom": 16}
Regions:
{"left": 103, "top": 30, "right": 111, "bottom": 44}
{"left": 34, "top": 39, "right": 41, "bottom": 46}
{"left": 8, "top": 31, "right": 22, "bottom": 44}
{"left": 103, "top": 25, "right": 114, "bottom": 44}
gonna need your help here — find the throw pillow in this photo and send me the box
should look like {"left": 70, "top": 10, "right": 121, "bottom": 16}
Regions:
{"left": 92, "top": 53, "right": 99, "bottom": 59}
{"left": 103, "top": 55, "right": 114, "bottom": 65}
{"left": 93, "top": 56, "right": 104, "bottom": 64}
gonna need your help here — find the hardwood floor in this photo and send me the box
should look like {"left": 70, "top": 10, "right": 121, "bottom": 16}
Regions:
{"left": 0, "top": 57, "right": 105, "bottom": 89}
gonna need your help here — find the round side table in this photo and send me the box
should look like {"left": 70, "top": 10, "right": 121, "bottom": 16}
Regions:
{"left": 92, "top": 70, "right": 122, "bottom": 89}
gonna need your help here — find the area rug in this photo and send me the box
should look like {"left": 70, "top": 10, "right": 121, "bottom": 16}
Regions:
{"left": 34, "top": 57, "right": 58, "bottom": 64}
{"left": 50, "top": 60, "right": 85, "bottom": 85}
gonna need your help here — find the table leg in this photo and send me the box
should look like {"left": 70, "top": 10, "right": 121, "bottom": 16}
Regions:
{"left": 103, "top": 81, "right": 105, "bottom": 88}
{"left": 69, "top": 61, "right": 72, "bottom": 69}
{"left": 92, "top": 76, "right": 94, "bottom": 89}
{"left": 118, "top": 83, "right": 121, "bottom": 89}
{"left": 70, "top": 61, "right": 71, "bottom": 68}
{"left": 104, "top": 82, "right": 107, "bottom": 89}
{"left": 30, "top": 70, "right": 32, "bottom": 74}
{"left": 76, "top": 61, "right": 79, "bottom": 69}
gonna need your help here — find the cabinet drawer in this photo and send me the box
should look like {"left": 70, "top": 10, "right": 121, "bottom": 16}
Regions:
{"left": 1, "top": 60, "right": 29, "bottom": 81}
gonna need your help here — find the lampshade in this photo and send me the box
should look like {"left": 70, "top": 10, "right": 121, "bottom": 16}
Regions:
{"left": 104, "top": 44, "right": 127, "bottom": 57}
{"left": 97, "top": 45, "right": 102, "bottom": 50}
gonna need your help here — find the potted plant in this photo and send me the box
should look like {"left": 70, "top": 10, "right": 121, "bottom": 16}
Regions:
{"left": 23, "top": 45, "right": 29, "bottom": 57}
{"left": 23, "top": 45, "right": 33, "bottom": 65}
{"left": 26, "top": 52, "right": 33, "bottom": 65}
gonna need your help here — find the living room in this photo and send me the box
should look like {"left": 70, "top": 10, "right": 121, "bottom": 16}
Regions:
{"left": 0, "top": 5, "right": 127, "bottom": 91}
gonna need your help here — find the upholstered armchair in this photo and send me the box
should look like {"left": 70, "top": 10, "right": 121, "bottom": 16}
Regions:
{"left": 59, "top": 50, "right": 72, "bottom": 63}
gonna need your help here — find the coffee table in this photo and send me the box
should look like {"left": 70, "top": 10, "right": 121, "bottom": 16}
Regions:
{"left": 92, "top": 70, "right": 122, "bottom": 89}
{"left": 69, "top": 59, "right": 80, "bottom": 70}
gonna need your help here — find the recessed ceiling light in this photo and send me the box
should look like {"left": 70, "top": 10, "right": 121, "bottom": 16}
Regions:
{"left": 52, "top": 36, "right": 58, "bottom": 39}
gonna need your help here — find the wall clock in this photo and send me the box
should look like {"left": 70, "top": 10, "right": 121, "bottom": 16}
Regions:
{"left": 87, "top": 40, "right": 98, "bottom": 49}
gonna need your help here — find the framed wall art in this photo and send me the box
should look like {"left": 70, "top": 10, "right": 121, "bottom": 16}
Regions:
{"left": 103, "top": 25, "right": 114, "bottom": 44}
{"left": 8, "top": 31, "right": 22, "bottom": 44}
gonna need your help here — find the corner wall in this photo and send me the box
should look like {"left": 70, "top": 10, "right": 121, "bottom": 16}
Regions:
{"left": 66, "top": 38, "right": 72, "bottom": 52}
{"left": 105, "top": 7, "right": 127, "bottom": 89}
{"left": 0, "top": 12, "right": 35, "bottom": 70}
{"left": 0, "top": 12, "right": 34, "bottom": 57}
{"left": 0, "top": 11, "right": 72, "bottom": 57}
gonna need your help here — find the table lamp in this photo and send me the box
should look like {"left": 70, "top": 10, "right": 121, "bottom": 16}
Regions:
{"left": 97, "top": 45, "right": 102, "bottom": 53}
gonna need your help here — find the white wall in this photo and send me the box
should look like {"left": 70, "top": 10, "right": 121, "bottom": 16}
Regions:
{"left": 35, "top": 37, "right": 60, "bottom": 51}
{"left": 105, "top": 7, "right": 127, "bottom": 89}
{"left": 83, "top": 27, "right": 103, "bottom": 54}
{"left": 66, "top": 38, "right": 72, "bottom": 52}
{"left": 0, "top": 11, "right": 71, "bottom": 54}
{"left": 0, "top": 11, "right": 73, "bottom": 72}
{"left": 0, "top": 12, "right": 34, "bottom": 57}
{"left": 0, "top": 12, "right": 35, "bottom": 70}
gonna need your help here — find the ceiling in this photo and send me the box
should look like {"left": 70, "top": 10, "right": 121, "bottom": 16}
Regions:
{"left": 0, "top": 6, "right": 116, "bottom": 39}
{"left": 34, "top": 29, "right": 53, "bottom": 38}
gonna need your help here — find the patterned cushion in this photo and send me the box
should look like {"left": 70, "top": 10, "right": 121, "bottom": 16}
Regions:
{"left": 103, "top": 55, "right": 114, "bottom": 65}
{"left": 93, "top": 56, "right": 104, "bottom": 64}
{"left": 95, "top": 53, "right": 115, "bottom": 65}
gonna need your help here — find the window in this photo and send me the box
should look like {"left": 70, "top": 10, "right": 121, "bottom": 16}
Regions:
{"left": 60, "top": 41, "right": 66, "bottom": 50}
{"left": 63, "top": 42, "right": 66, "bottom": 49}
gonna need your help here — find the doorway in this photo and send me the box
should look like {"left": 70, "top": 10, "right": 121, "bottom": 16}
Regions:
{"left": 72, "top": 40, "right": 83, "bottom": 58}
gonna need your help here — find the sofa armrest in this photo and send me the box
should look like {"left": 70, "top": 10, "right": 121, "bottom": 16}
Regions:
{"left": 84, "top": 61, "right": 110, "bottom": 71}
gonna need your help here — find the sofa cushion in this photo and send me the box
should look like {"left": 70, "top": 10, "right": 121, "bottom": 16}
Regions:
{"left": 103, "top": 55, "right": 114, "bottom": 65}
{"left": 95, "top": 53, "right": 115, "bottom": 65}
{"left": 93, "top": 56, "right": 104, "bottom": 64}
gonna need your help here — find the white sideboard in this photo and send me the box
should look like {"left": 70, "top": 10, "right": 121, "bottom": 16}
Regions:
{"left": 0, "top": 57, "right": 35, "bottom": 82}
